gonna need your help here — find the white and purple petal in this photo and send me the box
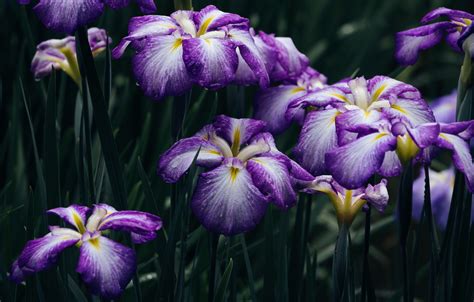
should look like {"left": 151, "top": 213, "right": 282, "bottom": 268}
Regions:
{"left": 194, "top": 5, "right": 248, "bottom": 35}
{"left": 77, "top": 234, "right": 136, "bottom": 299}
{"left": 213, "top": 115, "right": 266, "bottom": 148}
{"left": 47, "top": 205, "right": 90, "bottom": 232}
{"left": 377, "top": 150, "right": 402, "bottom": 177}
{"left": 190, "top": 158, "right": 268, "bottom": 236}
{"left": 431, "top": 90, "right": 457, "bottom": 123}
{"left": 383, "top": 97, "right": 435, "bottom": 127}
{"left": 363, "top": 179, "right": 389, "bottom": 212}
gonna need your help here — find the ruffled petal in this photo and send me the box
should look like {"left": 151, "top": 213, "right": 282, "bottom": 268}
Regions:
{"left": 97, "top": 210, "right": 162, "bottom": 243}
{"left": 194, "top": 5, "right": 248, "bottom": 35}
{"left": 190, "top": 158, "right": 268, "bottom": 236}
{"left": 132, "top": 34, "right": 192, "bottom": 100}
{"left": 157, "top": 137, "right": 224, "bottom": 183}
{"left": 77, "top": 234, "right": 136, "bottom": 299}
{"left": 247, "top": 155, "right": 296, "bottom": 209}
{"left": 33, "top": 0, "right": 104, "bottom": 33}
{"left": 335, "top": 108, "right": 383, "bottom": 135}
{"left": 325, "top": 132, "right": 397, "bottom": 189}
{"left": 395, "top": 22, "right": 455, "bottom": 65}
{"left": 293, "top": 109, "right": 339, "bottom": 176}
{"left": 253, "top": 85, "right": 306, "bottom": 134}
{"left": 213, "top": 115, "right": 266, "bottom": 148}
{"left": 273, "top": 37, "right": 309, "bottom": 80}
{"left": 182, "top": 37, "right": 238, "bottom": 89}
{"left": 47, "top": 205, "right": 90, "bottom": 232}
{"left": 435, "top": 133, "right": 474, "bottom": 192}
{"left": 12, "top": 228, "right": 81, "bottom": 282}
{"left": 363, "top": 179, "right": 389, "bottom": 212}
{"left": 407, "top": 122, "right": 440, "bottom": 148}
{"left": 383, "top": 97, "right": 435, "bottom": 127}
{"left": 421, "top": 7, "right": 474, "bottom": 23}
{"left": 377, "top": 150, "right": 402, "bottom": 177}
{"left": 367, "top": 75, "right": 421, "bottom": 102}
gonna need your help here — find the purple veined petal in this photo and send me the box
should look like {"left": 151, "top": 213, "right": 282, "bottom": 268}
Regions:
{"left": 273, "top": 37, "right": 309, "bottom": 80}
{"left": 395, "top": 21, "right": 456, "bottom": 66}
{"left": 12, "top": 229, "right": 81, "bottom": 283}
{"left": 157, "top": 136, "right": 224, "bottom": 183}
{"left": 247, "top": 154, "right": 297, "bottom": 209}
{"left": 446, "top": 29, "right": 462, "bottom": 52}
{"left": 47, "top": 205, "right": 90, "bottom": 232}
{"left": 326, "top": 131, "right": 397, "bottom": 189}
{"left": 31, "top": 47, "right": 67, "bottom": 80}
{"left": 18, "top": 0, "right": 31, "bottom": 4}
{"left": 77, "top": 234, "right": 136, "bottom": 299}
{"left": 171, "top": 10, "right": 197, "bottom": 36}
{"left": 252, "top": 31, "right": 279, "bottom": 74}
{"left": 130, "top": 231, "right": 158, "bottom": 244}
{"left": 363, "top": 179, "right": 389, "bottom": 212}
{"left": 190, "top": 158, "right": 268, "bottom": 236}
{"left": 228, "top": 27, "right": 270, "bottom": 87}
{"left": 253, "top": 85, "right": 307, "bottom": 134}
{"left": 367, "top": 76, "right": 421, "bottom": 102}
{"left": 213, "top": 115, "right": 266, "bottom": 149}
{"left": 431, "top": 90, "right": 457, "bottom": 123}
{"left": 33, "top": 0, "right": 105, "bottom": 34}
{"left": 435, "top": 133, "right": 474, "bottom": 192}
{"left": 9, "top": 260, "right": 26, "bottom": 283}
{"left": 407, "top": 122, "right": 440, "bottom": 148}
{"left": 377, "top": 150, "right": 402, "bottom": 177}
{"left": 87, "top": 28, "right": 111, "bottom": 55}
{"left": 382, "top": 97, "right": 435, "bottom": 127}
{"left": 335, "top": 108, "right": 383, "bottom": 136}
{"left": 285, "top": 87, "right": 349, "bottom": 122}
{"left": 112, "top": 16, "right": 179, "bottom": 58}
{"left": 194, "top": 5, "right": 248, "bottom": 36}
{"left": 421, "top": 7, "right": 474, "bottom": 24}
{"left": 182, "top": 36, "right": 238, "bottom": 90}
{"left": 293, "top": 109, "right": 339, "bottom": 176}
{"left": 97, "top": 210, "right": 162, "bottom": 244}
{"left": 132, "top": 34, "right": 192, "bottom": 100}
{"left": 439, "top": 121, "right": 473, "bottom": 136}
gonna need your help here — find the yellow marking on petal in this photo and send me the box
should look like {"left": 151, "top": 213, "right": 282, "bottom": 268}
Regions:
{"left": 291, "top": 87, "right": 306, "bottom": 94}
{"left": 197, "top": 17, "right": 214, "bottom": 37}
{"left": 229, "top": 167, "right": 239, "bottom": 182}
{"left": 373, "top": 133, "right": 388, "bottom": 141}
{"left": 171, "top": 38, "right": 183, "bottom": 51}
{"left": 439, "top": 133, "right": 448, "bottom": 140}
{"left": 207, "top": 149, "right": 222, "bottom": 155}
{"left": 73, "top": 212, "right": 86, "bottom": 234}
{"left": 463, "top": 18, "right": 472, "bottom": 26}
{"left": 231, "top": 128, "right": 241, "bottom": 156}
{"left": 329, "top": 93, "right": 350, "bottom": 104}
{"left": 371, "top": 84, "right": 387, "bottom": 102}
{"left": 330, "top": 111, "right": 341, "bottom": 124}
{"left": 391, "top": 104, "right": 408, "bottom": 114}
{"left": 89, "top": 237, "right": 100, "bottom": 249}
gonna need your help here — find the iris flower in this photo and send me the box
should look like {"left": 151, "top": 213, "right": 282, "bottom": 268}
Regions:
{"left": 157, "top": 115, "right": 312, "bottom": 236}
{"left": 32, "top": 28, "right": 110, "bottom": 86}
{"left": 288, "top": 76, "right": 434, "bottom": 184}
{"left": 412, "top": 167, "right": 474, "bottom": 229}
{"left": 9, "top": 204, "right": 162, "bottom": 299}
{"left": 302, "top": 175, "right": 389, "bottom": 226}
{"left": 254, "top": 67, "right": 327, "bottom": 134}
{"left": 395, "top": 7, "right": 474, "bottom": 65}
{"left": 430, "top": 90, "right": 457, "bottom": 123}
{"left": 18, "top": 0, "right": 156, "bottom": 34}
{"left": 113, "top": 5, "right": 271, "bottom": 100}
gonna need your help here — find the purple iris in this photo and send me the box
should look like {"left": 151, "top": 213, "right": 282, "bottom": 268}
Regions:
{"left": 254, "top": 67, "right": 327, "bottom": 134}
{"left": 288, "top": 76, "right": 435, "bottom": 187}
{"left": 31, "top": 27, "right": 110, "bottom": 86}
{"left": 430, "top": 90, "right": 457, "bottom": 123}
{"left": 18, "top": 0, "right": 156, "bottom": 34}
{"left": 412, "top": 167, "right": 474, "bottom": 229}
{"left": 395, "top": 7, "right": 474, "bottom": 65}
{"left": 302, "top": 175, "right": 389, "bottom": 226}
{"left": 9, "top": 204, "right": 162, "bottom": 299}
{"left": 113, "top": 5, "right": 271, "bottom": 100}
{"left": 157, "top": 115, "right": 312, "bottom": 236}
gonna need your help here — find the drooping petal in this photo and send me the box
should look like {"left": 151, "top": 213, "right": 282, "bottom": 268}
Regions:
{"left": 273, "top": 37, "right": 309, "bottom": 80}
{"left": 190, "top": 158, "right": 268, "bottom": 236}
{"left": 377, "top": 150, "right": 402, "bottom": 177}
{"left": 33, "top": 0, "right": 105, "bottom": 34}
{"left": 253, "top": 85, "right": 307, "bottom": 134}
{"left": 194, "top": 5, "right": 248, "bottom": 36}
{"left": 112, "top": 16, "right": 179, "bottom": 58}
{"left": 435, "top": 133, "right": 474, "bottom": 192}
{"left": 157, "top": 137, "right": 224, "bottom": 183}
{"left": 97, "top": 210, "right": 162, "bottom": 244}
{"left": 77, "top": 234, "right": 136, "bottom": 299}
{"left": 47, "top": 205, "right": 90, "bottom": 232}
{"left": 325, "top": 132, "right": 397, "bottom": 189}
{"left": 335, "top": 108, "right": 382, "bottom": 135}
{"left": 12, "top": 229, "right": 81, "bottom": 282}
{"left": 395, "top": 22, "right": 456, "bottom": 65}
{"left": 363, "top": 179, "right": 389, "bottom": 212}
{"left": 228, "top": 27, "right": 270, "bottom": 87}
{"left": 213, "top": 115, "right": 266, "bottom": 148}
{"left": 132, "top": 34, "right": 192, "bottom": 100}
{"left": 407, "top": 122, "right": 440, "bottom": 148}
{"left": 293, "top": 109, "right": 339, "bottom": 176}
{"left": 421, "top": 7, "right": 474, "bottom": 23}
{"left": 367, "top": 76, "right": 421, "bottom": 102}
{"left": 383, "top": 97, "right": 435, "bottom": 127}
{"left": 9, "top": 260, "right": 26, "bottom": 283}
{"left": 182, "top": 36, "right": 238, "bottom": 89}
{"left": 247, "top": 155, "right": 296, "bottom": 209}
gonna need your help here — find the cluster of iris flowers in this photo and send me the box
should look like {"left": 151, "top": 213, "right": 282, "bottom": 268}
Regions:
{"left": 11, "top": 1, "right": 474, "bottom": 300}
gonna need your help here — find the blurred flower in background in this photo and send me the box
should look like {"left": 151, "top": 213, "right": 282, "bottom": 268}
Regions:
{"left": 9, "top": 204, "right": 162, "bottom": 299}
{"left": 430, "top": 90, "right": 457, "bottom": 123}
{"left": 31, "top": 27, "right": 110, "bottom": 86}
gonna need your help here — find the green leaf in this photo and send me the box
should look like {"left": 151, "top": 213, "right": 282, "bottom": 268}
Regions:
{"left": 213, "top": 258, "right": 233, "bottom": 302}
{"left": 240, "top": 235, "right": 257, "bottom": 302}
{"left": 332, "top": 224, "right": 354, "bottom": 302}
{"left": 67, "top": 275, "right": 88, "bottom": 302}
